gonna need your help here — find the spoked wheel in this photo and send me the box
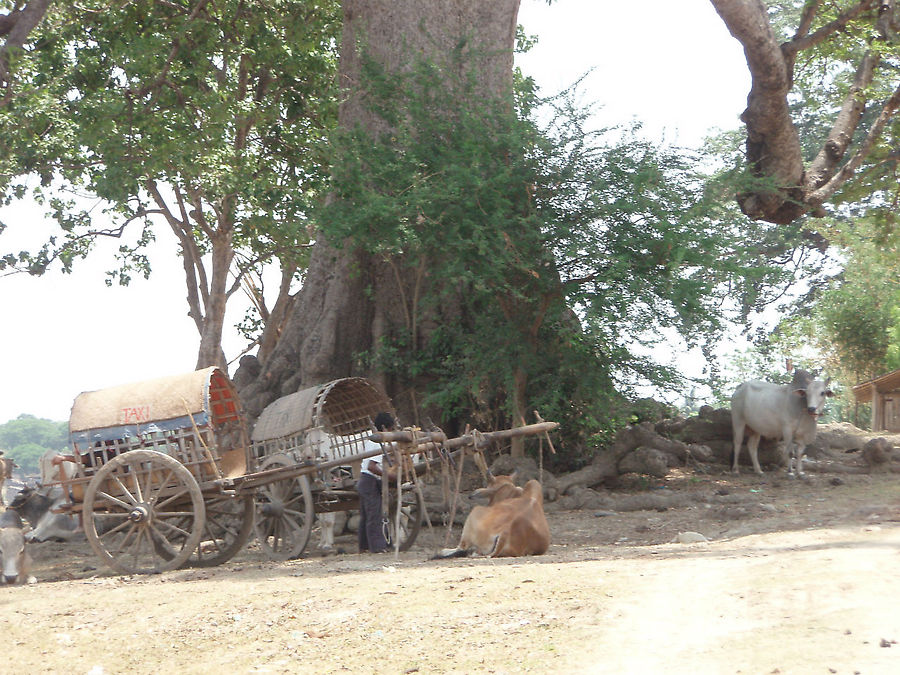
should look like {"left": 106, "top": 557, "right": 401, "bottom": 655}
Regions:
{"left": 83, "top": 450, "right": 205, "bottom": 575}
{"left": 253, "top": 454, "right": 314, "bottom": 560}
{"left": 157, "top": 494, "right": 255, "bottom": 567}
{"left": 386, "top": 484, "right": 425, "bottom": 552}
{"left": 190, "top": 494, "right": 255, "bottom": 566}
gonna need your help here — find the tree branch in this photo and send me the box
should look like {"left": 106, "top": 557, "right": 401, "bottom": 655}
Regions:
{"left": 0, "top": 0, "right": 52, "bottom": 91}
{"left": 807, "top": 82, "right": 900, "bottom": 206}
{"left": 710, "top": 0, "right": 896, "bottom": 224}
{"left": 710, "top": 0, "right": 806, "bottom": 223}
{"left": 794, "top": 0, "right": 822, "bottom": 40}
{"left": 783, "top": 1, "right": 874, "bottom": 56}
{"left": 805, "top": 49, "right": 880, "bottom": 189}
{"left": 145, "top": 179, "right": 206, "bottom": 333}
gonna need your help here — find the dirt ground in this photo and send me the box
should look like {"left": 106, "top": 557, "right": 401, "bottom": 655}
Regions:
{"left": 3, "top": 467, "right": 900, "bottom": 674}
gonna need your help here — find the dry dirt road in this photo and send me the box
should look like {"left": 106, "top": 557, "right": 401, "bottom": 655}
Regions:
{"left": 3, "top": 470, "right": 900, "bottom": 674}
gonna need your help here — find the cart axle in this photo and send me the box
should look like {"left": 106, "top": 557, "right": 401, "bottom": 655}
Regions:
{"left": 260, "top": 500, "right": 284, "bottom": 518}
{"left": 129, "top": 505, "right": 150, "bottom": 523}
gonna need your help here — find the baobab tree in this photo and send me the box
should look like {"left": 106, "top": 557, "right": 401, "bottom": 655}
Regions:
{"left": 236, "top": 0, "right": 526, "bottom": 426}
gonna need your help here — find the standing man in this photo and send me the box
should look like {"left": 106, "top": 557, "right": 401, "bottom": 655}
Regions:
{"left": 357, "top": 412, "right": 397, "bottom": 553}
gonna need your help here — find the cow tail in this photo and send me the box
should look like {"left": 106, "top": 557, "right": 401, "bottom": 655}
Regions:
{"left": 487, "top": 533, "right": 503, "bottom": 557}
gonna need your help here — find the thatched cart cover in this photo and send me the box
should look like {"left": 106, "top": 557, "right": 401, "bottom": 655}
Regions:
{"left": 69, "top": 367, "right": 241, "bottom": 444}
{"left": 251, "top": 377, "right": 392, "bottom": 442}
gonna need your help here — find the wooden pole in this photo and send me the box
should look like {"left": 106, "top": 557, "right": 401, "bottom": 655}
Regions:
{"left": 370, "top": 421, "right": 559, "bottom": 449}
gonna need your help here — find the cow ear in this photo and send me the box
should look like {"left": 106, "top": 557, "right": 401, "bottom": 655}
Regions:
{"left": 825, "top": 389, "right": 834, "bottom": 397}
{"left": 509, "top": 470, "right": 518, "bottom": 484}
{"left": 793, "top": 388, "right": 807, "bottom": 397}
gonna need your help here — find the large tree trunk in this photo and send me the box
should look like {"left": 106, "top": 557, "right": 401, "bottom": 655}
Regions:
{"left": 237, "top": 0, "right": 521, "bottom": 421}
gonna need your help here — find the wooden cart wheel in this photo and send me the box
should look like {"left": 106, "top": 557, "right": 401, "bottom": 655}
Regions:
{"left": 83, "top": 450, "right": 205, "bottom": 575}
{"left": 190, "top": 494, "right": 255, "bottom": 566}
{"left": 155, "top": 493, "right": 255, "bottom": 567}
{"left": 386, "top": 484, "right": 425, "bottom": 552}
{"left": 253, "top": 454, "right": 314, "bottom": 560}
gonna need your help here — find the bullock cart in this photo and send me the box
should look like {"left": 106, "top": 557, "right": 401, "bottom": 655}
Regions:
{"left": 58, "top": 370, "right": 430, "bottom": 573}
{"left": 60, "top": 367, "right": 256, "bottom": 574}
{"left": 244, "top": 378, "right": 560, "bottom": 561}
{"left": 246, "top": 377, "right": 426, "bottom": 560}
{"left": 56, "top": 368, "right": 558, "bottom": 575}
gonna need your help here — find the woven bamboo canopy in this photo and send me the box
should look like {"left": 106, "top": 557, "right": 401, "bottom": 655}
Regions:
{"left": 251, "top": 377, "right": 393, "bottom": 442}
{"left": 69, "top": 367, "right": 243, "bottom": 443}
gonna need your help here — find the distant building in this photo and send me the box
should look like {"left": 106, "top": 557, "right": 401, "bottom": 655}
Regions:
{"left": 852, "top": 369, "right": 900, "bottom": 432}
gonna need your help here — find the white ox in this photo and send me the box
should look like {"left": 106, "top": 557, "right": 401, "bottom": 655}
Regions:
{"left": 0, "top": 508, "right": 35, "bottom": 584}
{"left": 9, "top": 486, "right": 79, "bottom": 542}
{"left": 731, "top": 369, "right": 833, "bottom": 477}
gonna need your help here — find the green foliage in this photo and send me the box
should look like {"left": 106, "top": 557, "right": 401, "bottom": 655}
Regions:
{"left": 320, "top": 51, "right": 795, "bottom": 469}
{"left": 0, "top": 414, "right": 68, "bottom": 475}
{"left": 0, "top": 0, "right": 339, "bottom": 350}
{"left": 791, "top": 217, "right": 900, "bottom": 428}
{"left": 806, "top": 217, "right": 900, "bottom": 384}
{"left": 818, "top": 274, "right": 894, "bottom": 379}
{"left": 886, "top": 308, "right": 900, "bottom": 371}
{"left": 709, "top": 212, "right": 900, "bottom": 425}
{"left": 709, "top": 333, "right": 813, "bottom": 407}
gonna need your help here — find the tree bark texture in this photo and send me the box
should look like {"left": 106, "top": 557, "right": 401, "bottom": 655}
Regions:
{"left": 255, "top": 264, "right": 299, "bottom": 365}
{"left": 237, "top": 0, "right": 522, "bottom": 421}
{"left": 709, "top": 0, "right": 899, "bottom": 224}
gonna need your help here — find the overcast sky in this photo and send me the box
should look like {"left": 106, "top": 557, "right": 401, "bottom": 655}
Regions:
{"left": 0, "top": 0, "right": 749, "bottom": 424}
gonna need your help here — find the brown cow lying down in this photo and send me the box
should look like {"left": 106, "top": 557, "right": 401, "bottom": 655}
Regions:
{"left": 433, "top": 472, "right": 550, "bottom": 559}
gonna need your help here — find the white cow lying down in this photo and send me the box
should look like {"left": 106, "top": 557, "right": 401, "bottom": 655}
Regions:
{"left": 7, "top": 450, "right": 81, "bottom": 544}
{"left": 731, "top": 369, "right": 833, "bottom": 477}
{"left": 9, "top": 486, "right": 80, "bottom": 543}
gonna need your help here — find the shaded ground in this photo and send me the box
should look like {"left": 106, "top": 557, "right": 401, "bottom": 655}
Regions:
{"left": 3, "top": 468, "right": 900, "bottom": 674}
